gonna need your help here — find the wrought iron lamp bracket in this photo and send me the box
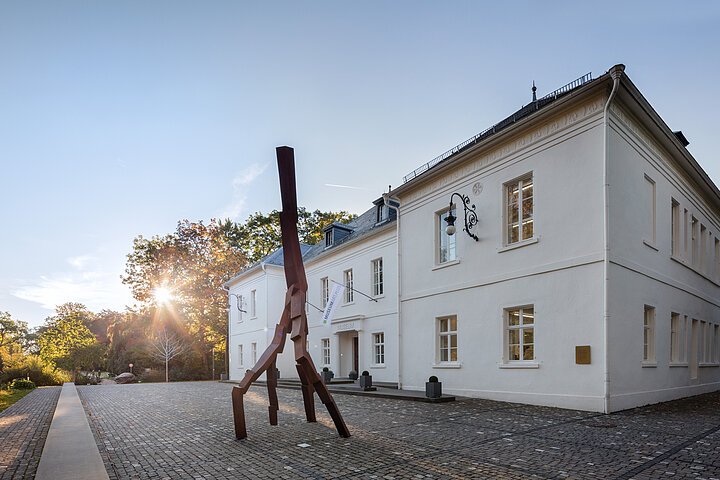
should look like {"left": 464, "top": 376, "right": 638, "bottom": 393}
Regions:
{"left": 445, "top": 192, "right": 479, "bottom": 241}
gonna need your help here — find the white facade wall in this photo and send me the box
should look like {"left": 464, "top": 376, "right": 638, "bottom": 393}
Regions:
{"left": 305, "top": 227, "right": 398, "bottom": 382}
{"left": 396, "top": 94, "right": 609, "bottom": 411}
{"left": 605, "top": 103, "right": 720, "bottom": 411}
{"left": 227, "top": 266, "right": 288, "bottom": 381}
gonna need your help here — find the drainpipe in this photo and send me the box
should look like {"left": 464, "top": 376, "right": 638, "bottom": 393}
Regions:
{"left": 383, "top": 193, "right": 402, "bottom": 389}
{"left": 222, "top": 285, "right": 231, "bottom": 379}
{"left": 603, "top": 64, "right": 624, "bottom": 413}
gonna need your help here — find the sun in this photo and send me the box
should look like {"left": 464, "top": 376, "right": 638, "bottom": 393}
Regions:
{"left": 153, "top": 286, "right": 174, "bottom": 304}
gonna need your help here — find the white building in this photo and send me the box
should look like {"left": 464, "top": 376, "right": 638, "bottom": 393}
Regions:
{"left": 225, "top": 201, "right": 399, "bottom": 384}
{"left": 227, "top": 64, "right": 720, "bottom": 412}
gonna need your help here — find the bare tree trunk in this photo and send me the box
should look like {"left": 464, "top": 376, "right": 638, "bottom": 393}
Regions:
{"left": 165, "top": 359, "right": 169, "bottom": 382}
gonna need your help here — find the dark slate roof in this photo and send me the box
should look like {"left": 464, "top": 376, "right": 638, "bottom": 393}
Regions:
{"left": 262, "top": 243, "right": 315, "bottom": 267}
{"left": 303, "top": 205, "right": 394, "bottom": 263}
{"left": 225, "top": 205, "right": 395, "bottom": 284}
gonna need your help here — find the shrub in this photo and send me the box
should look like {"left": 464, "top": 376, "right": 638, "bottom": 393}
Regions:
{"left": 10, "top": 378, "right": 36, "bottom": 390}
{"left": 361, "top": 370, "right": 369, "bottom": 376}
{"left": 0, "top": 356, "right": 69, "bottom": 386}
{"left": 428, "top": 375, "right": 439, "bottom": 383}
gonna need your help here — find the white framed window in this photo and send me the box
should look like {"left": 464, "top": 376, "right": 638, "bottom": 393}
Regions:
{"left": 238, "top": 344, "right": 244, "bottom": 368}
{"left": 700, "top": 224, "right": 707, "bottom": 273}
{"left": 671, "top": 199, "right": 680, "bottom": 257}
{"left": 325, "top": 230, "right": 333, "bottom": 247}
{"left": 376, "top": 203, "right": 389, "bottom": 223}
{"left": 321, "top": 338, "right": 331, "bottom": 366}
{"left": 251, "top": 342, "right": 257, "bottom": 365}
{"left": 437, "top": 207, "right": 457, "bottom": 264}
{"left": 437, "top": 316, "right": 458, "bottom": 363}
{"left": 343, "top": 269, "right": 354, "bottom": 303}
{"left": 321, "top": 277, "right": 329, "bottom": 307}
{"left": 643, "top": 305, "right": 656, "bottom": 363}
{"left": 373, "top": 332, "right": 385, "bottom": 365}
{"left": 505, "top": 174, "right": 534, "bottom": 245}
{"left": 670, "top": 312, "right": 685, "bottom": 363}
{"left": 237, "top": 295, "right": 244, "bottom": 322}
{"left": 691, "top": 217, "right": 699, "bottom": 268}
{"left": 250, "top": 290, "right": 256, "bottom": 318}
{"left": 506, "top": 306, "right": 535, "bottom": 362}
{"left": 371, "top": 258, "right": 384, "bottom": 296}
{"left": 644, "top": 174, "right": 656, "bottom": 245}
{"left": 701, "top": 321, "right": 714, "bottom": 364}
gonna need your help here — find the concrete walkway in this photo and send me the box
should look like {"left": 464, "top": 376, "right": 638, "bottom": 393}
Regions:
{"left": 35, "top": 383, "right": 109, "bottom": 480}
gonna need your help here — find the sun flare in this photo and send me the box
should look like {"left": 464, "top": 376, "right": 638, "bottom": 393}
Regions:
{"left": 153, "top": 286, "right": 174, "bottom": 304}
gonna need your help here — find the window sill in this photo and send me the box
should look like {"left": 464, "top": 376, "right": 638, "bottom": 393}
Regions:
{"left": 498, "top": 362, "right": 539, "bottom": 369}
{"left": 432, "top": 362, "right": 462, "bottom": 369}
{"left": 669, "top": 362, "right": 688, "bottom": 368}
{"left": 342, "top": 302, "right": 355, "bottom": 307}
{"left": 498, "top": 237, "right": 539, "bottom": 253}
{"left": 641, "top": 361, "right": 657, "bottom": 368}
{"left": 699, "top": 363, "right": 720, "bottom": 368}
{"left": 642, "top": 239, "right": 658, "bottom": 251}
{"left": 432, "top": 259, "right": 460, "bottom": 271}
{"left": 370, "top": 365, "right": 386, "bottom": 369}
{"left": 250, "top": 316, "right": 257, "bottom": 320}
{"left": 371, "top": 295, "right": 385, "bottom": 301}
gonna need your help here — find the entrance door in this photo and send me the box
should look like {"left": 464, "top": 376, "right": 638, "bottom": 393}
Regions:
{"left": 353, "top": 336, "right": 359, "bottom": 373}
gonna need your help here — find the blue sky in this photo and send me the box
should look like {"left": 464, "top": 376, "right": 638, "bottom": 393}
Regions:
{"left": 2, "top": 1, "right": 719, "bottom": 327}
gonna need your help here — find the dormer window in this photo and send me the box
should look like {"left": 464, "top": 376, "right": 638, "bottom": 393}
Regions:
{"left": 325, "top": 230, "right": 334, "bottom": 247}
{"left": 376, "top": 204, "right": 389, "bottom": 224}
{"left": 323, "top": 223, "right": 353, "bottom": 248}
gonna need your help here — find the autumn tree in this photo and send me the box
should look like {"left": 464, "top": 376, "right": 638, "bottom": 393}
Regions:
{"left": 122, "top": 219, "right": 248, "bottom": 377}
{"left": 37, "top": 304, "right": 106, "bottom": 379}
{"left": 0, "top": 312, "right": 28, "bottom": 371}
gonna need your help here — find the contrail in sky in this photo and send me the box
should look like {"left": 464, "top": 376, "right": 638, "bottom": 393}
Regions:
{"left": 324, "top": 183, "right": 367, "bottom": 190}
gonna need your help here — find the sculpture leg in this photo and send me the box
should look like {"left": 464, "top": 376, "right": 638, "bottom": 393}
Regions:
{"left": 297, "top": 355, "right": 351, "bottom": 438}
{"left": 231, "top": 386, "right": 247, "bottom": 439}
{"left": 295, "top": 364, "right": 316, "bottom": 423}
{"left": 267, "top": 359, "right": 279, "bottom": 426}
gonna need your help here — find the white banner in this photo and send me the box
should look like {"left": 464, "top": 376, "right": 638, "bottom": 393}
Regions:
{"left": 322, "top": 284, "right": 345, "bottom": 323}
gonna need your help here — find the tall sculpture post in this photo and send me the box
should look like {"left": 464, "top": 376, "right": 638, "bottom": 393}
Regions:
{"left": 231, "top": 146, "right": 351, "bottom": 440}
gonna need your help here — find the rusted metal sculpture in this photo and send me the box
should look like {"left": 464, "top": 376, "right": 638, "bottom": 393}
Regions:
{"left": 231, "top": 146, "right": 351, "bottom": 440}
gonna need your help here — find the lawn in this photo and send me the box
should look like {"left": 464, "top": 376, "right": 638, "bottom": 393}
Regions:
{"left": 0, "top": 388, "right": 34, "bottom": 413}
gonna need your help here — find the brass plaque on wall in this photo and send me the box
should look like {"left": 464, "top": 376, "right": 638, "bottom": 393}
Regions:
{"left": 575, "top": 345, "right": 591, "bottom": 364}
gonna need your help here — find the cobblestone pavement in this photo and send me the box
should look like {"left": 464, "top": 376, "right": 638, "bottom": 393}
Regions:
{"left": 0, "top": 387, "right": 60, "bottom": 480}
{"left": 78, "top": 382, "right": 720, "bottom": 480}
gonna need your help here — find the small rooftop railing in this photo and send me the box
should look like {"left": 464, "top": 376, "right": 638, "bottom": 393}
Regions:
{"left": 402, "top": 72, "right": 592, "bottom": 184}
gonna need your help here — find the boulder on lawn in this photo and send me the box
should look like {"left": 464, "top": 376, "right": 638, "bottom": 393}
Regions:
{"left": 114, "top": 372, "right": 137, "bottom": 384}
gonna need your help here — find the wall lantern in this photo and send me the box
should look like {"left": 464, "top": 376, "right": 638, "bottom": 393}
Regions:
{"left": 444, "top": 193, "right": 479, "bottom": 241}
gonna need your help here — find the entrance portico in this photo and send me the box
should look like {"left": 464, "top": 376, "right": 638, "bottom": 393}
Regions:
{"left": 332, "top": 315, "right": 364, "bottom": 377}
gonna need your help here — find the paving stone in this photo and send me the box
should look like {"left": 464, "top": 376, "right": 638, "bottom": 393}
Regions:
{"left": 74, "top": 383, "right": 720, "bottom": 480}
{"left": 0, "top": 387, "right": 61, "bottom": 480}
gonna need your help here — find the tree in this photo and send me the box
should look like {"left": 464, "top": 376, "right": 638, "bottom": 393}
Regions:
{"left": 37, "top": 305, "right": 105, "bottom": 379}
{"left": 0, "top": 311, "right": 28, "bottom": 353}
{"left": 1, "top": 312, "right": 29, "bottom": 372}
{"left": 229, "top": 208, "right": 356, "bottom": 263}
{"left": 148, "top": 327, "right": 186, "bottom": 382}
